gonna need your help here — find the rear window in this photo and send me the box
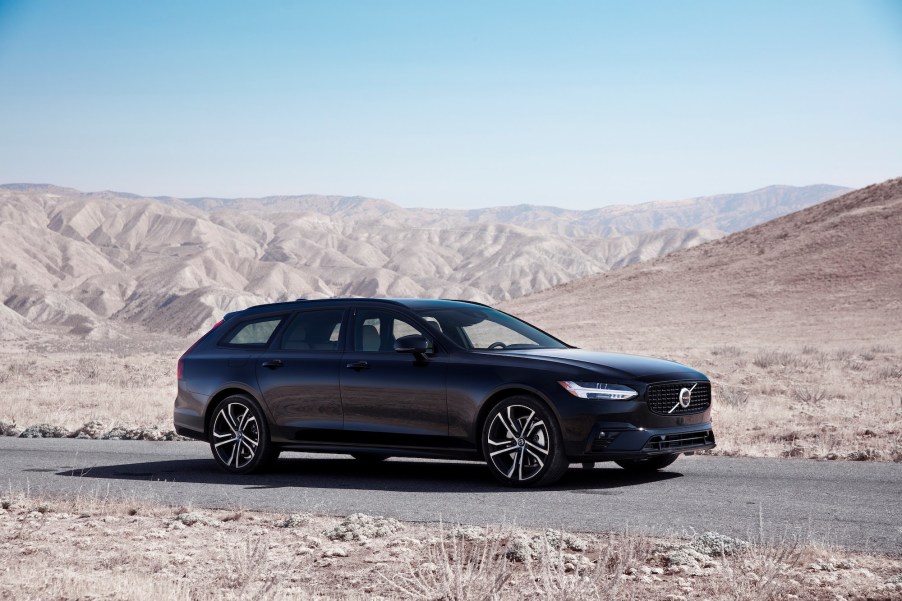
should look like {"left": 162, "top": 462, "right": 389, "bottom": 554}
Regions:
{"left": 220, "top": 316, "right": 284, "bottom": 347}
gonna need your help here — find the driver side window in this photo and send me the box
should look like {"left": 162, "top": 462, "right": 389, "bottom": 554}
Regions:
{"left": 354, "top": 309, "right": 432, "bottom": 353}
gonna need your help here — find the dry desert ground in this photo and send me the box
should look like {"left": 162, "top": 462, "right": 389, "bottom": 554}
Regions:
{"left": 1, "top": 493, "right": 901, "bottom": 601}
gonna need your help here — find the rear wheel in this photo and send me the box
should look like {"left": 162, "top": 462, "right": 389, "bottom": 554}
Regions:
{"left": 615, "top": 453, "right": 679, "bottom": 472}
{"left": 482, "top": 395, "right": 569, "bottom": 487}
{"left": 208, "top": 395, "right": 276, "bottom": 474}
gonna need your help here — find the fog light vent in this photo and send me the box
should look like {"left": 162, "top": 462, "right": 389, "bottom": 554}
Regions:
{"left": 591, "top": 431, "right": 620, "bottom": 452}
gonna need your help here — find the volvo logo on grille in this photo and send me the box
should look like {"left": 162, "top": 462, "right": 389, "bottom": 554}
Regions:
{"left": 669, "top": 383, "right": 698, "bottom": 414}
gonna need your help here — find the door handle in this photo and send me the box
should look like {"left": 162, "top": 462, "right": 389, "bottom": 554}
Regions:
{"left": 261, "top": 359, "right": 283, "bottom": 369}
{"left": 346, "top": 361, "right": 370, "bottom": 371}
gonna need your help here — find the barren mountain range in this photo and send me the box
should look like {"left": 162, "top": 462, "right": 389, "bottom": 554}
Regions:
{"left": 503, "top": 178, "right": 902, "bottom": 350}
{"left": 0, "top": 183, "right": 846, "bottom": 340}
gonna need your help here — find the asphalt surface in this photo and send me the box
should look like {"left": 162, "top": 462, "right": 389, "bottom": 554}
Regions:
{"left": 1, "top": 437, "right": 900, "bottom": 553}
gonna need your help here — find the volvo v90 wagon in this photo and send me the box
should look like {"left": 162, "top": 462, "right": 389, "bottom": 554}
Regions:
{"left": 174, "top": 298, "right": 715, "bottom": 486}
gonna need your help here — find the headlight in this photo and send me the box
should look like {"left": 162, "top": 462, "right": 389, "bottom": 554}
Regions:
{"left": 558, "top": 381, "right": 638, "bottom": 401}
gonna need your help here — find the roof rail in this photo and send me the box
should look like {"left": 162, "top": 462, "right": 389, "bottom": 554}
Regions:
{"left": 234, "top": 297, "right": 418, "bottom": 315}
{"left": 440, "top": 298, "right": 493, "bottom": 308}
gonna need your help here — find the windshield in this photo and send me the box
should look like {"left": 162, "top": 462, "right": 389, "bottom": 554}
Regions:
{"left": 414, "top": 306, "right": 567, "bottom": 350}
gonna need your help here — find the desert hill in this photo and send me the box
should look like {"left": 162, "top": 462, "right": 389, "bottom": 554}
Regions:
{"left": 0, "top": 183, "right": 845, "bottom": 339}
{"left": 502, "top": 178, "right": 902, "bottom": 350}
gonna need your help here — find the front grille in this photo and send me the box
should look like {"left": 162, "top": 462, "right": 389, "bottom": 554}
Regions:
{"left": 642, "top": 430, "right": 715, "bottom": 452}
{"left": 647, "top": 381, "right": 711, "bottom": 415}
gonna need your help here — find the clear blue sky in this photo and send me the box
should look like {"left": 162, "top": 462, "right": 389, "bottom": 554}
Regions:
{"left": 0, "top": 1, "right": 900, "bottom": 209}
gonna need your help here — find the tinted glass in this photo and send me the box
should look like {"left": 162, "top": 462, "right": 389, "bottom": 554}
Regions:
{"left": 221, "top": 316, "right": 283, "bottom": 347}
{"left": 354, "top": 309, "right": 432, "bottom": 353}
{"left": 414, "top": 306, "right": 566, "bottom": 350}
{"left": 279, "top": 309, "right": 344, "bottom": 351}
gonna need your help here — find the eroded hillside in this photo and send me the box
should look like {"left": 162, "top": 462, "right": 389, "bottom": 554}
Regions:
{"left": 0, "top": 183, "right": 844, "bottom": 338}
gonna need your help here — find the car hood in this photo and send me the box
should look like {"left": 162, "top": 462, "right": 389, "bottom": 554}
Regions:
{"left": 500, "top": 348, "right": 706, "bottom": 380}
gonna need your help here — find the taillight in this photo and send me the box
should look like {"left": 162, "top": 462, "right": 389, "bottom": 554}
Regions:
{"left": 177, "top": 318, "right": 225, "bottom": 381}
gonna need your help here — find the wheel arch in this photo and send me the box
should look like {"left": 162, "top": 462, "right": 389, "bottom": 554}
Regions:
{"left": 203, "top": 385, "right": 265, "bottom": 436}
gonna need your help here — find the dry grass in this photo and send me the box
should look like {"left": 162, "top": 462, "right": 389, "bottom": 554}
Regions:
{"left": 1, "top": 492, "right": 900, "bottom": 601}
{"left": 697, "top": 345, "right": 902, "bottom": 461}
{"left": 0, "top": 352, "right": 175, "bottom": 432}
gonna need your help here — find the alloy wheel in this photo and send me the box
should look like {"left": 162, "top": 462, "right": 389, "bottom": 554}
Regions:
{"left": 485, "top": 403, "right": 551, "bottom": 482}
{"left": 211, "top": 401, "right": 261, "bottom": 470}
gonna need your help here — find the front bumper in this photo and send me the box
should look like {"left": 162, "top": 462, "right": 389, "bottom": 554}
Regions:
{"left": 569, "top": 420, "right": 715, "bottom": 461}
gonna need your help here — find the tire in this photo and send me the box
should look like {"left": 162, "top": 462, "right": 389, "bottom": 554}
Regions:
{"left": 208, "top": 394, "right": 276, "bottom": 474}
{"left": 615, "top": 453, "right": 679, "bottom": 472}
{"left": 481, "top": 395, "right": 569, "bottom": 487}
{"left": 351, "top": 453, "right": 390, "bottom": 463}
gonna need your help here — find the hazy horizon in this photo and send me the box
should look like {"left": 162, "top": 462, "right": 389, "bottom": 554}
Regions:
{"left": 0, "top": 180, "right": 854, "bottom": 211}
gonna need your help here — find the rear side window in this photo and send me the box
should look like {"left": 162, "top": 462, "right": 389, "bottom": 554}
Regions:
{"left": 220, "top": 316, "right": 284, "bottom": 347}
{"left": 278, "top": 309, "right": 345, "bottom": 351}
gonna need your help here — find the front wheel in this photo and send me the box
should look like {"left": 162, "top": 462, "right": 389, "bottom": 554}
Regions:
{"left": 482, "top": 395, "right": 569, "bottom": 487}
{"left": 615, "top": 453, "right": 679, "bottom": 472}
{"left": 208, "top": 395, "right": 276, "bottom": 474}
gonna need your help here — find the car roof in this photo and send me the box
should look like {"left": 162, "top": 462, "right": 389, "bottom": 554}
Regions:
{"left": 224, "top": 298, "right": 491, "bottom": 320}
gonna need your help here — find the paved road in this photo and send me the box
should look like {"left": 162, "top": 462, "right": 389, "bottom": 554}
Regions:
{"left": 1, "top": 437, "right": 899, "bottom": 553}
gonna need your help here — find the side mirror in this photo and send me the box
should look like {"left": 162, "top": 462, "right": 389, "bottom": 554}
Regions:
{"left": 394, "top": 335, "right": 432, "bottom": 355}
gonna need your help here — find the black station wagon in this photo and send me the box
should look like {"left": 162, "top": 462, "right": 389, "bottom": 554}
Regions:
{"left": 174, "top": 298, "right": 715, "bottom": 486}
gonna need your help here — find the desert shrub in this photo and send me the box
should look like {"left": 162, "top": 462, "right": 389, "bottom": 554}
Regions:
{"left": 846, "top": 448, "right": 883, "bottom": 461}
{"left": 528, "top": 532, "right": 648, "bottom": 601}
{"left": 223, "top": 535, "right": 282, "bottom": 599}
{"left": 717, "top": 384, "right": 751, "bottom": 407}
{"left": 833, "top": 348, "right": 855, "bottom": 361}
{"left": 74, "top": 357, "right": 101, "bottom": 382}
{"left": 801, "top": 344, "right": 830, "bottom": 363}
{"left": 791, "top": 387, "right": 827, "bottom": 404}
{"left": 175, "top": 512, "right": 220, "bottom": 527}
{"left": 711, "top": 345, "right": 743, "bottom": 357}
{"left": 714, "top": 538, "right": 804, "bottom": 601}
{"left": 277, "top": 513, "right": 312, "bottom": 528}
{"left": 845, "top": 360, "right": 867, "bottom": 372}
{"left": 752, "top": 351, "right": 798, "bottom": 369}
{"left": 691, "top": 531, "right": 750, "bottom": 557}
{"left": 326, "top": 513, "right": 403, "bottom": 541}
{"left": 387, "top": 524, "right": 509, "bottom": 600}
{"left": 0, "top": 361, "right": 29, "bottom": 384}
{"left": 872, "top": 365, "right": 902, "bottom": 381}
{"left": 869, "top": 344, "right": 895, "bottom": 354}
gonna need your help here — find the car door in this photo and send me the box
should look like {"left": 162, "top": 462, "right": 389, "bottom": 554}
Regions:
{"left": 255, "top": 308, "right": 347, "bottom": 442}
{"left": 340, "top": 307, "right": 449, "bottom": 442}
